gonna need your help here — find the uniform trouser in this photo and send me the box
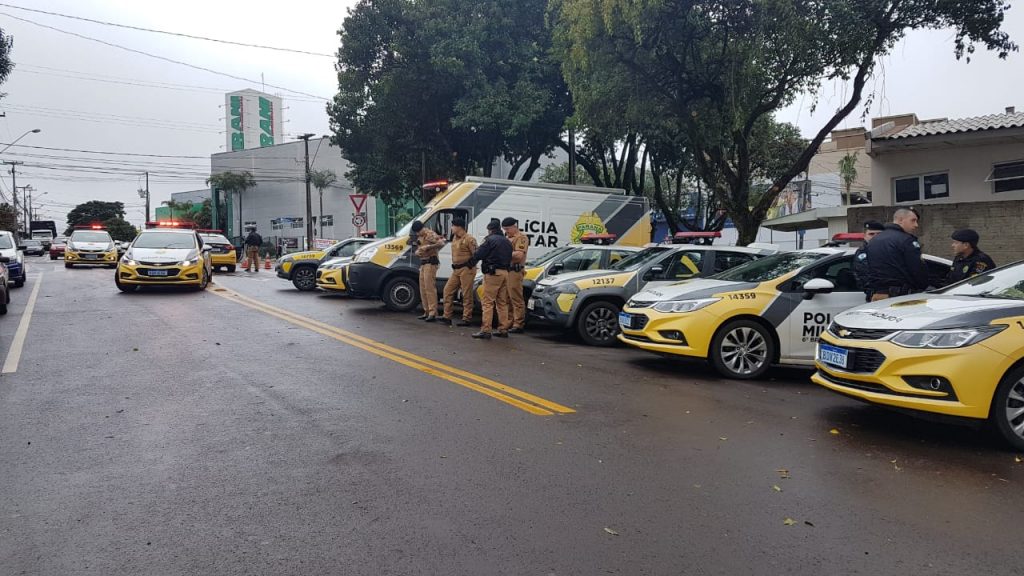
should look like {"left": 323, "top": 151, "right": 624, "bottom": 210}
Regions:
{"left": 481, "top": 270, "right": 510, "bottom": 333}
{"left": 419, "top": 263, "right": 439, "bottom": 316}
{"left": 870, "top": 293, "right": 890, "bottom": 302}
{"left": 245, "top": 246, "right": 259, "bottom": 270}
{"left": 443, "top": 266, "right": 476, "bottom": 321}
{"left": 506, "top": 269, "right": 525, "bottom": 329}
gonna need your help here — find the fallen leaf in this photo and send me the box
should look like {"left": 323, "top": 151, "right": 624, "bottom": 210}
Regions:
{"left": 603, "top": 527, "right": 619, "bottom": 536}
{"left": 772, "top": 485, "right": 782, "bottom": 492}
{"left": 829, "top": 428, "right": 840, "bottom": 435}
{"left": 776, "top": 468, "right": 791, "bottom": 479}
{"left": 1015, "top": 455, "right": 1022, "bottom": 463}
{"left": 804, "top": 521, "right": 815, "bottom": 527}
{"left": 783, "top": 518, "right": 797, "bottom": 526}
{"left": 719, "top": 437, "right": 728, "bottom": 441}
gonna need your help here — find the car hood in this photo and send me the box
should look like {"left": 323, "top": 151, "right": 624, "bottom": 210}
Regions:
{"left": 281, "top": 249, "right": 326, "bottom": 263}
{"left": 319, "top": 256, "right": 354, "bottom": 268}
{"left": 538, "top": 269, "right": 621, "bottom": 286}
{"left": 69, "top": 241, "right": 112, "bottom": 250}
{"left": 631, "top": 278, "right": 758, "bottom": 303}
{"left": 0, "top": 247, "right": 17, "bottom": 259}
{"left": 130, "top": 247, "right": 194, "bottom": 262}
{"left": 835, "top": 294, "right": 1024, "bottom": 330}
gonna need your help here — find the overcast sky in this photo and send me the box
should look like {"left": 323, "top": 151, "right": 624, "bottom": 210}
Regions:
{"left": 0, "top": 1, "right": 1022, "bottom": 231}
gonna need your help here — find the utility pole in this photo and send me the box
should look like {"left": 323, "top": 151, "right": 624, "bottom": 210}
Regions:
{"left": 3, "top": 161, "right": 22, "bottom": 235}
{"left": 298, "top": 133, "right": 315, "bottom": 250}
{"left": 145, "top": 171, "right": 150, "bottom": 222}
{"left": 22, "top": 185, "right": 34, "bottom": 232}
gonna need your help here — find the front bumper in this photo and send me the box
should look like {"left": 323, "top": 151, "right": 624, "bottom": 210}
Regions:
{"left": 345, "top": 262, "right": 388, "bottom": 298}
{"left": 117, "top": 261, "right": 205, "bottom": 285}
{"left": 617, "top": 307, "right": 718, "bottom": 359}
{"left": 276, "top": 259, "right": 293, "bottom": 279}
{"left": 316, "top": 267, "right": 348, "bottom": 291}
{"left": 811, "top": 332, "right": 1009, "bottom": 420}
{"left": 66, "top": 250, "right": 118, "bottom": 265}
{"left": 527, "top": 287, "right": 578, "bottom": 328}
{"left": 6, "top": 262, "right": 23, "bottom": 281}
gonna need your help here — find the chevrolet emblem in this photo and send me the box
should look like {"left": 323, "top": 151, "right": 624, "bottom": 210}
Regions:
{"left": 838, "top": 328, "right": 851, "bottom": 337}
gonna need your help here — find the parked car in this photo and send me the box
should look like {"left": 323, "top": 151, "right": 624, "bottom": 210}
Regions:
{"left": 0, "top": 231, "right": 25, "bottom": 287}
{"left": 0, "top": 255, "right": 9, "bottom": 314}
{"left": 49, "top": 237, "right": 67, "bottom": 260}
{"left": 21, "top": 239, "right": 46, "bottom": 256}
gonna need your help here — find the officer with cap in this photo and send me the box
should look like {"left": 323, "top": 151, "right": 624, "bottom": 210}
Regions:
{"left": 411, "top": 220, "right": 446, "bottom": 322}
{"left": 865, "top": 208, "right": 930, "bottom": 301}
{"left": 502, "top": 216, "right": 530, "bottom": 333}
{"left": 440, "top": 217, "right": 478, "bottom": 326}
{"left": 853, "top": 220, "right": 885, "bottom": 301}
{"left": 945, "top": 228, "right": 996, "bottom": 285}
{"left": 468, "top": 219, "right": 513, "bottom": 339}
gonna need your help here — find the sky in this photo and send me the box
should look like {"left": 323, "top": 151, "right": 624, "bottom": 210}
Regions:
{"left": 0, "top": 1, "right": 1022, "bottom": 231}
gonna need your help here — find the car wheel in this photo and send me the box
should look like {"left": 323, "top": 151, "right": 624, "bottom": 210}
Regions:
{"left": 575, "top": 300, "right": 622, "bottom": 347}
{"left": 65, "top": 263, "right": 73, "bottom": 269}
{"left": 50, "top": 255, "right": 56, "bottom": 260}
{"left": 196, "top": 268, "right": 209, "bottom": 291}
{"left": 13, "top": 278, "right": 23, "bottom": 288}
{"left": 227, "top": 265, "right": 236, "bottom": 273}
{"left": 115, "top": 273, "right": 134, "bottom": 293}
{"left": 990, "top": 365, "right": 1024, "bottom": 451}
{"left": 292, "top": 266, "right": 317, "bottom": 291}
{"left": 382, "top": 276, "right": 419, "bottom": 312}
{"left": 709, "top": 319, "right": 775, "bottom": 380}
{"left": 0, "top": 289, "right": 6, "bottom": 315}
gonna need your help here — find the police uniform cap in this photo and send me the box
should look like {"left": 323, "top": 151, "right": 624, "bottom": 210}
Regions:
{"left": 411, "top": 220, "right": 424, "bottom": 232}
{"left": 487, "top": 218, "right": 501, "bottom": 231}
{"left": 451, "top": 217, "right": 466, "bottom": 228}
{"left": 501, "top": 217, "right": 518, "bottom": 227}
{"left": 951, "top": 228, "right": 979, "bottom": 246}
{"left": 863, "top": 220, "right": 884, "bottom": 232}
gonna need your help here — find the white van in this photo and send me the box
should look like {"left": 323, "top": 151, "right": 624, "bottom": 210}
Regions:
{"left": 345, "top": 177, "right": 651, "bottom": 311}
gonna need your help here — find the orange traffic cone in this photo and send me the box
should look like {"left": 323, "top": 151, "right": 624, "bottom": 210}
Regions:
{"left": 241, "top": 257, "right": 249, "bottom": 270}
{"left": 264, "top": 255, "right": 272, "bottom": 270}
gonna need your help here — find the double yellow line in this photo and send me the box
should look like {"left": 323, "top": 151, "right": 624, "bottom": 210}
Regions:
{"left": 210, "top": 286, "right": 575, "bottom": 416}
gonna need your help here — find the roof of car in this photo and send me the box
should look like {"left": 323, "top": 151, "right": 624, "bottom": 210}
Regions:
{"left": 660, "top": 244, "right": 778, "bottom": 255}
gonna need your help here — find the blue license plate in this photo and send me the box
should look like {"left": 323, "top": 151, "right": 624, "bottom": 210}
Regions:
{"left": 818, "top": 343, "right": 849, "bottom": 369}
{"left": 147, "top": 269, "right": 169, "bottom": 277}
{"left": 618, "top": 312, "right": 632, "bottom": 329}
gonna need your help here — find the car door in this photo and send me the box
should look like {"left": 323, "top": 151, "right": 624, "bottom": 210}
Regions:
{"left": 780, "top": 256, "right": 868, "bottom": 362}
{"left": 556, "top": 248, "right": 604, "bottom": 274}
{"left": 640, "top": 250, "right": 705, "bottom": 291}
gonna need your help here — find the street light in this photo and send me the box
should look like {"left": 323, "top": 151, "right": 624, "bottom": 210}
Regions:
{"left": 298, "top": 133, "right": 316, "bottom": 250}
{"left": 0, "top": 128, "right": 41, "bottom": 155}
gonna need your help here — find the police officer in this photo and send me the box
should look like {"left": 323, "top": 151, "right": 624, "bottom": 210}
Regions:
{"left": 243, "top": 226, "right": 262, "bottom": 272}
{"left": 502, "top": 217, "right": 530, "bottom": 333}
{"left": 945, "top": 228, "right": 996, "bottom": 285}
{"left": 469, "top": 219, "right": 512, "bottom": 339}
{"left": 440, "top": 217, "right": 478, "bottom": 326}
{"left": 865, "top": 208, "right": 930, "bottom": 301}
{"left": 411, "top": 220, "right": 446, "bottom": 322}
{"left": 852, "top": 220, "right": 885, "bottom": 301}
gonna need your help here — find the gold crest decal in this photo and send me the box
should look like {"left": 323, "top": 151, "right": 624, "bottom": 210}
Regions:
{"left": 571, "top": 211, "right": 607, "bottom": 243}
{"left": 891, "top": 299, "right": 926, "bottom": 308}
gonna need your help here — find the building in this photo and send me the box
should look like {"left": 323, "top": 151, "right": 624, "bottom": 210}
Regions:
{"left": 850, "top": 108, "right": 1024, "bottom": 264}
{"left": 211, "top": 137, "right": 375, "bottom": 253}
{"left": 225, "top": 89, "right": 284, "bottom": 152}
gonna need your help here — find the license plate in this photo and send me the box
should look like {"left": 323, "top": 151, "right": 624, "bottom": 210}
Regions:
{"left": 147, "top": 269, "right": 169, "bottom": 277}
{"left": 618, "top": 312, "right": 632, "bottom": 329}
{"left": 84, "top": 254, "right": 98, "bottom": 260}
{"left": 818, "top": 343, "right": 849, "bottom": 369}
{"left": 526, "top": 298, "right": 536, "bottom": 311}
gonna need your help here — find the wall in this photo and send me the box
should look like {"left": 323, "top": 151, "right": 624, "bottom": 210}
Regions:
{"left": 870, "top": 141, "right": 1024, "bottom": 206}
{"left": 848, "top": 200, "right": 1024, "bottom": 265}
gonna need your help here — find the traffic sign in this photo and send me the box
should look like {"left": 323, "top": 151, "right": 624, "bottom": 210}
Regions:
{"left": 349, "top": 194, "right": 368, "bottom": 213}
{"left": 351, "top": 212, "right": 367, "bottom": 228}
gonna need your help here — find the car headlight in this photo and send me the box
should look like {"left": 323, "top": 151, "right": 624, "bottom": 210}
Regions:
{"left": 548, "top": 283, "right": 579, "bottom": 294}
{"left": 355, "top": 246, "right": 378, "bottom": 263}
{"left": 651, "top": 298, "right": 720, "bottom": 314}
{"left": 889, "top": 325, "right": 1006, "bottom": 349}
{"left": 122, "top": 257, "right": 138, "bottom": 266}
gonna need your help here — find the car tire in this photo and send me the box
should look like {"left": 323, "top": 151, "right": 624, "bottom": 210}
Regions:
{"left": 196, "top": 268, "right": 209, "bottom": 291}
{"left": 989, "top": 365, "right": 1024, "bottom": 451}
{"left": 709, "top": 319, "right": 775, "bottom": 380}
{"left": 13, "top": 278, "right": 23, "bottom": 288}
{"left": 575, "top": 300, "right": 622, "bottom": 347}
{"left": 227, "top": 265, "right": 236, "bottom": 273}
{"left": 50, "top": 255, "right": 56, "bottom": 260}
{"left": 65, "top": 263, "right": 73, "bottom": 269}
{"left": 382, "top": 276, "right": 420, "bottom": 312}
{"left": 114, "top": 273, "right": 134, "bottom": 293}
{"left": 292, "top": 266, "right": 317, "bottom": 291}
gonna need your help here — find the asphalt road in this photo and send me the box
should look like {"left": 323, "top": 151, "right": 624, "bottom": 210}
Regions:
{"left": 2, "top": 257, "right": 1022, "bottom": 576}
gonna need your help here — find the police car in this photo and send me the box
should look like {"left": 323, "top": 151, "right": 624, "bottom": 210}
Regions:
{"left": 813, "top": 260, "right": 1024, "bottom": 449}
{"left": 618, "top": 248, "right": 952, "bottom": 379}
{"left": 115, "top": 222, "right": 213, "bottom": 291}
{"left": 315, "top": 242, "right": 377, "bottom": 293}
{"left": 276, "top": 237, "right": 375, "bottom": 291}
{"left": 65, "top": 225, "right": 118, "bottom": 269}
{"left": 197, "top": 229, "right": 238, "bottom": 272}
{"left": 529, "top": 243, "right": 777, "bottom": 346}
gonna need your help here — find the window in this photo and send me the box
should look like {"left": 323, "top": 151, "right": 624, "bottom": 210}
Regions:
{"left": 894, "top": 173, "right": 949, "bottom": 203}
{"left": 271, "top": 218, "right": 283, "bottom": 231}
{"left": 660, "top": 251, "right": 704, "bottom": 280}
{"left": 790, "top": 257, "right": 859, "bottom": 292}
{"left": 558, "top": 249, "right": 602, "bottom": 273}
{"left": 320, "top": 215, "right": 334, "bottom": 227}
{"left": 290, "top": 218, "right": 304, "bottom": 229}
{"left": 336, "top": 241, "right": 364, "bottom": 258}
{"left": 606, "top": 249, "right": 635, "bottom": 267}
{"left": 244, "top": 221, "right": 257, "bottom": 228}
{"left": 713, "top": 252, "right": 757, "bottom": 274}
{"left": 991, "top": 160, "right": 1024, "bottom": 194}
{"left": 422, "top": 209, "right": 469, "bottom": 240}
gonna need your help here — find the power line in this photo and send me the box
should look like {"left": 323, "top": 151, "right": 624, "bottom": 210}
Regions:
{"left": 0, "top": 12, "right": 329, "bottom": 100}
{"left": 0, "top": 3, "right": 334, "bottom": 57}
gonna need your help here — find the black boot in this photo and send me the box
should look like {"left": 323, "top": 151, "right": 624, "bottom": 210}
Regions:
{"left": 471, "top": 331, "right": 492, "bottom": 339}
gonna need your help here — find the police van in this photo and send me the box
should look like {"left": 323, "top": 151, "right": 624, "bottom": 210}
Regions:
{"left": 345, "top": 177, "right": 651, "bottom": 311}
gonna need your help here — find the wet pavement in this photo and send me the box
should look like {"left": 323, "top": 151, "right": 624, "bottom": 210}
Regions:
{"left": 1, "top": 257, "right": 1022, "bottom": 575}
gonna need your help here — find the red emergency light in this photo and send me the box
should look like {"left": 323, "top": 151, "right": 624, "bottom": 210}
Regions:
{"left": 197, "top": 229, "right": 223, "bottom": 234}
{"left": 74, "top": 224, "right": 106, "bottom": 230}
{"left": 671, "top": 231, "right": 721, "bottom": 245}
{"left": 145, "top": 221, "right": 195, "bottom": 229}
{"left": 831, "top": 232, "right": 865, "bottom": 242}
{"left": 580, "top": 233, "right": 617, "bottom": 245}
{"left": 359, "top": 230, "right": 378, "bottom": 239}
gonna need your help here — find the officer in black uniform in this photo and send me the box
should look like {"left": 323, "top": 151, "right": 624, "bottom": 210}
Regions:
{"left": 945, "top": 228, "right": 996, "bottom": 285}
{"left": 853, "top": 220, "right": 885, "bottom": 301}
{"left": 865, "top": 208, "right": 929, "bottom": 301}
{"left": 468, "top": 219, "right": 514, "bottom": 339}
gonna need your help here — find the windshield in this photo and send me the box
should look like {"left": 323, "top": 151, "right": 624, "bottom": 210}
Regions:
{"left": 608, "top": 247, "right": 670, "bottom": 272}
{"left": 937, "top": 260, "right": 1024, "bottom": 300}
{"left": 527, "top": 245, "right": 576, "bottom": 267}
{"left": 23, "top": 240, "right": 41, "bottom": 246}
{"left": 201, "top": 234, "right": 232, "bottom": 245}
{"left": 71, "top": 231, "right": 112, "bottom": 243}
{"left": 712, "top": 251, "right": 829, "bottom": 283}
{"left": 0, "top": 236, "right": 12, "bottom": 249}
{"left": 133, "top": 232, "right": 197, "bottom": 250}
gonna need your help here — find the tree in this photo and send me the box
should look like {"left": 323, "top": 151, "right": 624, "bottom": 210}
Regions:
{"left": 207, "top": 171, "right": 256, "bottom": 235}
{"left": 104, "top": 219, "right": 137, "bottom": 243}
{"left": 0, "top": 28, "right": 13, "bottom": 97}
{"left": 838, "top": 152, "right": 859, "bottom": 206}
{"left": 555, "top": 0, "right": 1016, "bottom": 244}
{"left": 309, "top": 169, "right": 337, "bottom": 235}
{"left": 162, "top": 199, "right": 193, "bottom": 222}
{"left": 64, "top": 201, "right": 126, "bottom": 235}
{"left": 0, "top": 203, "right": 16, "bottom": 233}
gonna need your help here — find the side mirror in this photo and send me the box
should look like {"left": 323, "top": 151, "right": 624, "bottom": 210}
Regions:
{"left": 548, "top": 263, "right": 563, "bottom": 275}
{"left": 802, "top": 278, "right": 835, "bottom": 299}
{"left": 17, "top": 245, "right": 25, "bottom": 251}
{"left": 0, "top": 256, "right": 9, "bottom": 263}
{"left": 644, "top": 265, "right": 664, "bottom": 280}
{"left": 201, "top": 245, "right": 213, "bottom": 252}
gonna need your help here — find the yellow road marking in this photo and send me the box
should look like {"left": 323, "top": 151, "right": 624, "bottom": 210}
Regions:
{"left": 210, "top": 285, "right": 575, "bottom": 416}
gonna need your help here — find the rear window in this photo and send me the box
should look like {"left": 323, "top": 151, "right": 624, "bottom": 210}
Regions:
{"left": 201, "top": 234, "right": 232, "bottom": 245}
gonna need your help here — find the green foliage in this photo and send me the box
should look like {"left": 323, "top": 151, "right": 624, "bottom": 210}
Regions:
{"left": 0, "top": 28, "right": 12, "bottom": 96}
{"left": 0, "top": 202, "right": 17, "bottom": 233}
{"left": 538, "top": 162, "right": 591, "bottom": 186}
{"left": 206, "top": 171, "right": 256, "bottom": 195}
{"left": 104, "top": 218, "right": 137, "bottom": 243}
{"left": 837, "top": 152, "right": 859, "bottom": 205}
{"left": 309, "top": 169, "right": 338, "bottom": 194}
{"left": 64, "top": 201, "right": 126, "bottom": 235}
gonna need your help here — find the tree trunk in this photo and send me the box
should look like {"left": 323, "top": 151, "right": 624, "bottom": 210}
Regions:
{"left": 651, "top": 162, "right": 679, "bottom": 236}
{"left": 507, "top": 155, "right": 529, "bottom": 181}
{"left": 520, "top": 153, "right": 543, "bottom": 182}
{"left": 731, "top": 211, "right": 760, "bottom": 246}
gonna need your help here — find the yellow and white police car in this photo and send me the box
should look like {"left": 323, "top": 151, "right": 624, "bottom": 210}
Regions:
{"left": 276, "top": 237, "right": 375, "bottom": 291}
{"left": 115, "top": 223, "right": 213, "bottom": 291}
{"left": 65, "top": 226, "right": 119, "bottom": 269}
{"left": 530, "top": 244, "right": 777, "bottom": 346}
{"left": 315, "top": 241, "right": 377, "bottom": 293}
{"left": 618, "top": 248, "right": 952, "bottom": 379}
{"left": 813, "top": 260, "right": 1024, "bottom": 450}
{"left": 197, "top": 229, "right": 237, "bottom": 272}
